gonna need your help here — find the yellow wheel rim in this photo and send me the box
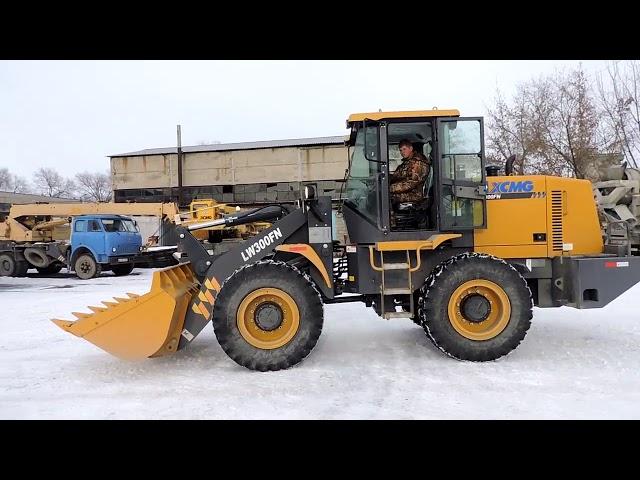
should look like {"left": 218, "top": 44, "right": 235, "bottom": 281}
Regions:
{"left": 237, "top": 288, "right": 300, "bottom": 349}
{"left": 447, "top": 279, "right": 511, "bottom": 341}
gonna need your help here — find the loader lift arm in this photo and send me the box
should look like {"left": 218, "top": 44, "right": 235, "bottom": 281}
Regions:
{"left": 174, "top": 201, "right": 334, "bottom": 351}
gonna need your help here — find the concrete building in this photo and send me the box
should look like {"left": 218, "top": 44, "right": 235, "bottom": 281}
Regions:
{"left": 110, "top": 136, "right": 350, "bottom": 207}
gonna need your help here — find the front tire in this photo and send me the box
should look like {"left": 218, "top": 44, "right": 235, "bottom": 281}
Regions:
{"left": 419, "top": 253, "right": 532, "bottom": 361}
{"left": 212, "top": 261, "right": 324, "bottom": 371}
{"left": 74, "top": 253, "right": 101, "bottom": 280}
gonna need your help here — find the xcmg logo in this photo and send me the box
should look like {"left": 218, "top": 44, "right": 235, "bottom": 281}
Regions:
{"left": 488, "top": 180, "right": 534, "bottom": 194}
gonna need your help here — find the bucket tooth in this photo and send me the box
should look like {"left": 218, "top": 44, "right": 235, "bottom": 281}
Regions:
{"left": 113, "top": 296, "right": 130, "bottom": 303}
{"left": 72, "top": 312, "right": 93, "bottom": 319}
{"left": 126, "top": 292, "right": 140, "bottom": 298}
{"left": 88, "top": 305, "right": 108, "bottom": 313}
{"left": 101, "top": 301, "right": 118, "bottom": 308}
{"left": 52, "top": 319, "right": 74, "bottom": 329}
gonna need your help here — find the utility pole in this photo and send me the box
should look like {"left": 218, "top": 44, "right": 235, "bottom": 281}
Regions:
{"left": 177, "top": 124, "right": 183, "bottom": 207}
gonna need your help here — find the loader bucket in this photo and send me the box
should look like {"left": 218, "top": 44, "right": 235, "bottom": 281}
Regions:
{"left": 52, "top": 263, "right": 199, "bottom": 360}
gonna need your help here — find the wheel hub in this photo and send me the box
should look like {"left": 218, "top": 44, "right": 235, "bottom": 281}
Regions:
{"left": 254, "top": 302, "right": 283, "bottom": 331}
{"left": 460, "top": 294, "right": 491, "bottom": 323}
{"left": 447, "top": 279, "right": 511, "bottom": 341}
{"left": 237, "top": 288, "right": 300, "bottom": 350}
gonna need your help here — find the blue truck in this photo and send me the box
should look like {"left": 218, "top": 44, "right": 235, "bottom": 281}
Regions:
{"left": 69, "top": 215, "right": 142, "bottom": 279}
{"left": 0, "top": 214, "right": 142, "bottom": 279}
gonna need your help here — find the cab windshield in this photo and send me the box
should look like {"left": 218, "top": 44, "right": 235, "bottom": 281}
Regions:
{"left": 101, "top": 218, "right": 138, "bottom": 233}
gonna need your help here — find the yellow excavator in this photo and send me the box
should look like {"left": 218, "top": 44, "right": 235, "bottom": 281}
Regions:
{"left": 52, "top": 110, "right": 640, "bottom": 371}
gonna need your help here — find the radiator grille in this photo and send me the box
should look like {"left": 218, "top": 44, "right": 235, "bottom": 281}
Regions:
{"left": 551, "top": 190, "right": 563, "bottom": 251}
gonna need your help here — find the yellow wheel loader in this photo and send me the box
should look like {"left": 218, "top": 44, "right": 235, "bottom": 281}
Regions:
{"left": 52, "top": 110, "right": 640, "bottom": 371}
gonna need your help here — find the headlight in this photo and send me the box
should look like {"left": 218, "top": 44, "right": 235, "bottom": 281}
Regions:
{"left": 112, "top": 247, "right": 117, "bottom": 253}
{"left": 139, "top": 246, "right": 143, "bottom": 252}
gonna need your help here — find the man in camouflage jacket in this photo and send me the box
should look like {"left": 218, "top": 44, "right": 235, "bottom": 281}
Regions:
{"left": 390, "top": 139, "right": 430, "bottom": 204}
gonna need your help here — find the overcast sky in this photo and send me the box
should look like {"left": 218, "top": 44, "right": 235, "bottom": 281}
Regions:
{"left": 0, "top": 60, "right": 611, "bottom": 179}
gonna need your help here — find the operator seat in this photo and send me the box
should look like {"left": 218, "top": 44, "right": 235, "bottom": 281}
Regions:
{"left": 393, "top": 143, "right": 433, "bottom": 230}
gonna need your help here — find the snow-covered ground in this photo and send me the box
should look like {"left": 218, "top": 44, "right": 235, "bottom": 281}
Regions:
{"left": 1, "top": 267, "right": 640, "bottom": 419}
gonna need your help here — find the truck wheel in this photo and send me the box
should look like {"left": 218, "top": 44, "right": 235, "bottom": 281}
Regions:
{"left": 0, "top": 253, "right": 17, "bottom": 276}
{"left": 111, "top": 263, "right": 134, "bottom": 276}
{"left": 75, "top": 254, "right": 101, "bottom": 280}
{"left": 212, "top": 260, "right": 324, "bottom": 371}
{"left": 418, "top": 252, "right": 533, "bottom": 362}
{"left": 36, "top": 263, "right": 63, "bottom": 275}
{"left": 1, "top": 254, "right": 28, "bottom": 277}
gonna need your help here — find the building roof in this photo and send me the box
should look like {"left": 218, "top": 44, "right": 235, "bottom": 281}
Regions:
{"left": 0, "top": 191, "right": 76, "bottom": 204}
{"left": 111, "top": 135, "right": 348, "bottom": 158}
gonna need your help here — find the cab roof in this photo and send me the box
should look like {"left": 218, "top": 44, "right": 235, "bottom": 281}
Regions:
{"left": 347, "top": 109, "right": 460, "bottom": 125}
{"left": 76, "top": 214, "right": 132, "bottom": 220}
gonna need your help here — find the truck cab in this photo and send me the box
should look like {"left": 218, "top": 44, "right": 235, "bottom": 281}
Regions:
{"left": 70, "top": 215, "right": 142, "bottom": 279}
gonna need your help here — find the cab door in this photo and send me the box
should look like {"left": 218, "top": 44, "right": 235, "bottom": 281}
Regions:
{"left": 436, "top": 117, "right": 487, "bottom": 230}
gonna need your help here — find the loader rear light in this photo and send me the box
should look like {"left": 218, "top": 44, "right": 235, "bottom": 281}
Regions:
{"left": 605, "top": 261, "right": 629, "bottom": 268}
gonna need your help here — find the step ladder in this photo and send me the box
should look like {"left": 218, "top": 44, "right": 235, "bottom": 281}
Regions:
{"left": 377, "top": 250, "right": 414, "bottom": 320}
{"left": 367, "top": 235, "right": 462, "bottom": 320}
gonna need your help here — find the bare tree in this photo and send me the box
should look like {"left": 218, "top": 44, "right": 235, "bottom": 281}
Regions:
{"left": 488, "top": 65, "right": 620, "bottom": 179}
{"left": 536, "top": 67, "right": 619, "bottom": 179}
{"left": 33, "top": 167, "right": 75, "bottom": 197}
{"left": 11, "top": 175, "right": 30, "bottom": 193}
{"left": 597, "top": 61, "right": 640, "bottom": 168}
{"left": 75, "top": 171, "right": 113, "bottom": 202}
{"left": 0, "top": 168, "right": 10, "bottom": 189}
{"left": 0, "top": 167, "right": 30, "bottom": 193}
{"left": 486, "top": 85, "right": 545, "bottom": 174}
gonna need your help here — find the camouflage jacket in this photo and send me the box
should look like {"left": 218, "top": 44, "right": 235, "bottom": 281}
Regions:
{"left": 389, "top": 152, "right": 430, "bottom": 203}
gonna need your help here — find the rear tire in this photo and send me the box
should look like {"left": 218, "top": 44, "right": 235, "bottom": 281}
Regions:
{"left": 212, "top": 261, "right": 324, "bottom": 371}
{"left": 0, "top": 254, "right": 28, "bottom": 277}
{"left": 418, "top": 252, "right": 532, "bottom": 362}
{"left": 36, "top": 263, "right": 63, "bottom": 275}
{"left": 0, "top": 253, "right": 16, "bottom": 276}
{"left": 111, "top": 263, "right": 135, "bottom": 276}
{"left": 74, "top": 254, "right": 101, "bottom": 280}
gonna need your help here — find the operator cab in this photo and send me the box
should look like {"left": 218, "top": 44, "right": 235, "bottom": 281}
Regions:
{"left": 342, "top": 109, "right": 487, "bottom": 242}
